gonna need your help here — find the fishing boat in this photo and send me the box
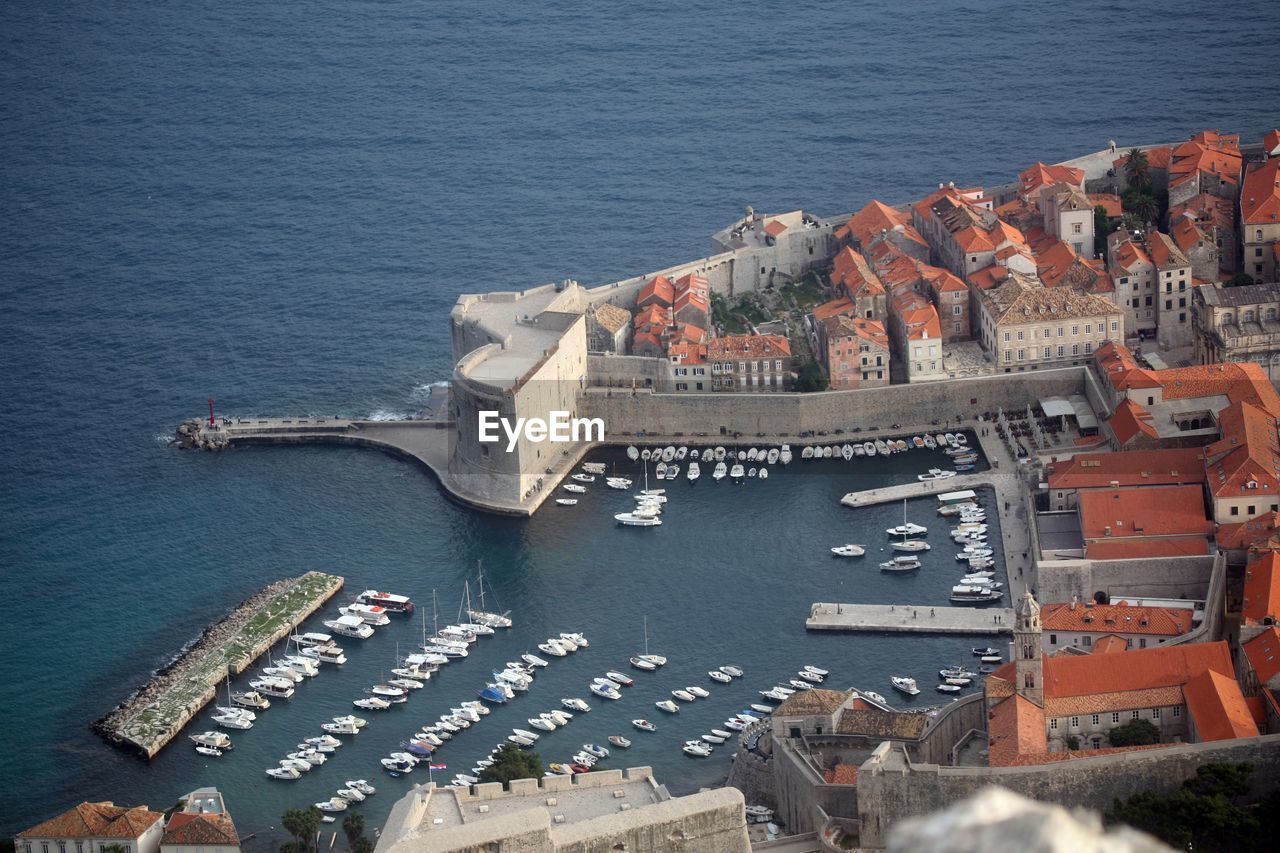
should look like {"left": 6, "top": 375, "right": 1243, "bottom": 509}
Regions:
{"left": 631, "top": 718, "right": 656, "bottom": 732}
{"left": 709, "top": 669, "right": 732, "bottom": 683}
{"left": 555, "top": 498, "right": 578, "bottom": 506}
{"left": 609, "top": 735, "right": 632, "bottom": 748}
{"left": 879, "top": 556, "right": 922, "bottom": 572}
{"left": 892, "top": 539, "right": 930, "bottom": 552}
{"left": 831, "top": 544, "right": 866, "bottom": 557}
{"left": 891, "top": 676, "right": 920, "bottom": 696}
{"left": 615, "top": 512, "right": 661, "bottom": 526}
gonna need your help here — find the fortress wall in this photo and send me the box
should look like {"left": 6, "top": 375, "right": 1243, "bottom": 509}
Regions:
{"left": 1035, "top": 555, "right": 1216, "bottom": 604}
{"left": 916, "top": 694, "right": 987, "bottom": 765}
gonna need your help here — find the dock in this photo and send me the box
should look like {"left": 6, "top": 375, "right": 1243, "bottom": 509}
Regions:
{"left": 93, "top": 570, "right": 344, "bottom": 758}
{"left": 839, "top": 475, "right": 994, "bottom": 508}
{"left": 805, "top": 602, "right": 1013, "bottom": 635}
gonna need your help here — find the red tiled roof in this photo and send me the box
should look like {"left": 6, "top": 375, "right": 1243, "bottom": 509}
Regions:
{"left": 18, "top": 803, "right": 164, "bottom": 840}
{"left": 825, "top": 315, "right": 889, "bottom": 349}
{"left": 1265, "top": 130, "right": 1280, "bottom": 155}
{"left": 1095, "top": 341, "right": 1161, "bottom": 391}
{"left": 667, "top": 341, "right": 707, "bottom": 364}
{"left": 1041, "top": 602, "right": 1193, "bottom": 637}
{"left": 1203, "top": 400, "right": 1280, "bottom": 498}
{"left": 1244, "top": 551, "right": 1280, "bottom": 624}
{"left": 1020, "top": 161, "right": 1085, "bottom": 197}
{"left": 1085, "top": 538, "right": 1209, "bottom": 559}
{"left": 813, "top": 296, "right": 856, "bottom": 322}
{"left": 673, "top": 272, "right": 709, "bottom": 296}
{"left": 823, "top": 764, "right": 859, "bottom": 785}
{"left": 1156, "top": 362, "right": 1280, "bottom": 410}
{"left": 707, "top": 334, "right": 791, "bottom": 360}
{"left": 1169, "top": 131, "right": 1242, "bottom": 189}
{"left": 1114, "top": 146, "right": 1173, "bottom": 173}
{"left": 1109, "top": 239, "right": 1152, "bottom": 275}
{"left": 1041, "top": 640, "right": 1233, "bottom": 698}
{"left": 901, "top": 304, "right": 941, "bottom": 340}
{"left": 1170, "top": 216, "right": 1210, "bottom": 255}
{"left": 632, "top": 303, "right": 672, "bottom": 329}
{"left": 1241, "top": 158, "right": 1280, "bottom": 226}
{"left": 1217, "top": 512, "right": 1280, "bottom": 550}
{"left": 1148, "top": 231, "right": 1190, "bottom": 269}
{"left": 1047, "top": 447, "right": 1206, "bottom": 491}
{"left": 1078, "top": 484, "right": 1211, "bottom": 541}
{"left": 845, "top": 200, "right": 917, "bottom": 247}
{"left": 921, "top": 265, "right": 966, "bottom": 294}
{"left": 987, "top": 693, "right": 1047, "bottom": 767}
{"left": 832, "top": 246, "right": 886, "bottom": 298}
{"left": 1089, "top": 193, "right": 1123, "bottom": 217}
{"left": 1093, "top": 635, "right": 1130, "bottom": 654}
{"left": 763, "top": 219, "right": 788, "bottom": 238}
{"left": 1242, "top": 627, "right": 1280, "bottom": 685}
{"left": 1107, "top": 398, "right": 1158, "bottom": 445}
{"left": 1182, "top": 669, "right": 1260, "bottom": 742}
{"left": 162, "top": 812, "right": 239, "bottom": 846}
{"left": 636, "top": 274, "right": 674, "bottom": 307}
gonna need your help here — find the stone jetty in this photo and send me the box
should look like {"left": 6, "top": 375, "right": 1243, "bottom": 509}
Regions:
{"left": 806, "top": 602, "right": 1014, "bottom": 635}
{"left": 93, "top": 570, "right": 343, "bottom": 758}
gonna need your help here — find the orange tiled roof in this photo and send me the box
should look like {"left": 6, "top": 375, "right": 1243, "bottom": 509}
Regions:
{"left": 921, "top": 265, "right": 966, "bottom": 294}
{"left": 987, "top": 693, "right": 1047, "bottom": 767}
{"left": 813, "top": 297, "right": 856, "bottom": 322}
{"left": 826, "top": 315, "right": 889, "bottom": 349}
{"left": 1155, "top": 362, "right": 1280, "bottom": 409}
{"left": 1241, "top": 158, "right": 1280, "bottom": 226}
{"left": 707, "top": 334, "right": 791, "bottom": 360}
{"left": 1089, "top": 193, "right": 1123, "bottom": 218}
{"left": 162, "top": 812, "right": 239, "bottom": 846}
{"left": 1107, "top": 398, "right": 1158, "bottom": 445}
{"left": 1094, "top": 341, "right": 1160, "bottom": 391}
{"left": 668, "top": 322, "right": 706, "bottom": 345}
{"left": 1182, "top": 669, "right": 1260, "bottom": 742}
{"left": 636, "top": 275, "right": 674, "bottom": 307}
{"left": 18, "top": 803, "right": 164, "bottom": 840}
{"left": 1086, "top": 538, "right": 1209, "bottom": 559}
{"left": 1042, "top": 640, "right": 1233, "bottom": 699}
{"left": 832, "top": 246, "right": 886, "bottom": 298}
{"left": 632, "top": 303, "right": 672, "bottom": 329}
{"left": 823, "top": 764, "right": 860, "bottom": 785}
{"left": 1041, "top": 602, "right": 1193, "bottom": 637}
{"left": 1047, "top": 447, "right": 1206, "bottom": 491}
{"left": 901, "top": 304, "right": 941, "bottom": 340}
{"left": 1078, "top": 484, "right": 1211, "bottom": 540}
{"left": 673, "top": 287, "right": 709, "bottom": 315}
{"left": 1093, "top": 635, "right": 1130, "bottom": 654}
{"left": 1203, "top": 400, "right": 1280, "bottom": 497}
{"left": 1169, "top": 132, "right": 1242, "bottom": 189}
{"left": 1170, "top": 192, "right": 1235, "bottom": 231}
{"left": 1265, "top": 129, "right": 1280, "bottom": 155}
{"left": 845, "top": 200, "right": 911, "bottom": 245}
{"left": 1244, "top": 551, "right": 1280, "bottom": 624}
{"left": 674, "top": 272, "right": 709, "bottom": 296}
{"left": 667, "top": 341, "right": 707, "bottom": 365}
{"left": 1109, "top": 239, "right": 1152, "bottom": 274}
{"left": 1170, "top": 216, "right": 1211, "bottom": 255}
{"left": 1242, "top": 626, "right": 1280, "bottom": 685}
{"left": 1114, "top": 146, "right": 1173, "bottom": 173}
{"left": 1148, "top": 231, "right": 1190, "bottom": 269}
{"left": 1218, "top": 511, "right": 1280, "bottom": 550}
{"left": 763, "top": 219, "right": 788, "bottom": 238}
{"left": 1045, "top": 685, "right": 1184, "bottom": 717}
{"left": 1020, "top": 161, "right": 1085, "bottom": 197}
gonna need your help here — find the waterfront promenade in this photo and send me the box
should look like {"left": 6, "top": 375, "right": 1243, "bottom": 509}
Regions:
{"left": 806, "top": 602, "right": 1013, "bottom": 635}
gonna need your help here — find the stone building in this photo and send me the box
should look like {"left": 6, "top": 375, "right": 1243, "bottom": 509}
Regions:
{"left": 1107, "top": 236, "right": 1156, "bottom": 338}
{"left": 975, "top": 274, "right": 1122, "bottom": 373}
{"left": 1193, "top": 281, "right": 1280, "bottom": 379}
{"left": 1148, "top": 231, "right": 1195, "bottom": 349}
{"left": 1170, "top": 193, "right": 1238, "bottom": 276}
{"left": 15, "top": 802, "right": 165, "bottom": 853}
{"left": 1167, "top": 131, "right": 1242, "bottom": 209}
{"left": 159, "top": 789, "right": 240, "bottom": 853}
{"left": 1170, "top": 215, "right": 1220, "bottom": 283}
{"left": 835, "top": 199, "right": 931, "bottom": 263}
{"left": 1044, "top": 446, "right": 1207, "bottom": 511}
{"left": 1040, "top": 183, "right": 1096, "bottom": 258}
{"left": 823, "top": 315, "right": 890, "bottom": 389}
{"left": 587, "top": 301, "right": 632, "bottom": 353}
{"left": 829, "top": 246, "right": 888, "bottom": 320}
{"left": 1241, "top": 157, "right": 1280, "bottom": 283}
{"left": 708, "top": 334, "right": 792, "bottom": 392}
{"left": 1040, "top": 601, "right": 1197, "bottom": 653}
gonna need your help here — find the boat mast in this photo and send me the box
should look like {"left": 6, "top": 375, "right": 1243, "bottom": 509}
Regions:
{"left": 475, "top": 560, "right": 485, "bottom": 613}
{"left": 643, "top": 615, "right": 649, "bottom": 655}
{"left": 432, "top": 589, "right": 439, "bottom": 637}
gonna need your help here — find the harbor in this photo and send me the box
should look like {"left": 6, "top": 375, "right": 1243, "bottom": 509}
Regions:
{"left": 806, "top": 602, "right": 1014, "bottom": 635}
{"left": 93, "top": 571, "right": 344, "bottom": 759}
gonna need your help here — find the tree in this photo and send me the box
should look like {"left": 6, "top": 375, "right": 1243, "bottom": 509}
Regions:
{"left": 1093, "top": 206, "right": 1112, "bottom": 261}
{"left": 478, "top": 743, "right": 544, "bottom": 787}
{"left": 1124, "top": 148, "right": 1151, "bottom": 190}
{"left": 342, "top": 814, "right": 365, "bottom": 849}
{"left": 1229, "top": 273, "right": 1256, "bottom": 288}
{"left": 1108, "top": 762, "right": 1263, "bottom": 853}
{"left": 1105, "top": 718, "right": 1159, "bottom": 747}
{"left": 281, "top": 807, "right": 322, "bottom": 853}
{"left": 792, "top": 359, "right": 828, "bottom": 392}
{"left": 1065, "top": 735, "right": 1081, "bottom": 751}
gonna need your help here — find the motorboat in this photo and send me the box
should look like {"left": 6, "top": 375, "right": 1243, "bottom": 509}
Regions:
{"left": 605, "top": 671, "right": 634, "bottom": 687}
{"left": 655, "top": 464, "right": 666, "bottom": 480}
{"left": 714, "top": 446, "right": 726, "bottom": 461}
{"left": 571, "top": 473, "right": 595, "bottom": 483}
{"left": 283, "top": 655, "right": 320, "bottom": 676}
{"left": 937, "top": 684, "right": 962, "bottom": 693}
{"left": 688, "top": 462, "right": 701, "bottom": 481}
{"left": 701, "top": 733, "right": 726, "bottom": 744}
{"left": 307, "top": 735, "right": 343, "bottom": 750}
{"left": 511, "top": 728, "right": 540, "bottom": 742}
{"left": 945, "top": 676, "right": 972, "bottom": 686}
{"left": 212, "top": 712, "right": 253, "bottom": 730}
{"left": 190, "top": 731, "right": 232, "bottom": 750}
{"left": 880, "top": 556, "right": 922, "bottom": 572}
{"left": 841, "top": 444, "right": 854, "bottom": 461}
{"left": 521, "top": 653, "right": 549, "bottom": 668}
{"left": 719, "top": 665, "right": 744, "bottom": 678}
{"left": 710, "top": 728, "right": 733, "bottom": 739}
{"left": 918, "top": 469, "right": 957, "bottom": 481}
{"left": 981, "top": 655, "right": 1003, "bottom": 664}
{"left": 632, "top": 718, "right": 657, "bottom": 732}
{"left": 562, "top": 697, "right": 590, "bottom": 712}
{"left": 389, "top": 677, "right": 424, "bottom": 691}
{"left": 788, "top": 679, "right": 814, "bottom": 690}
{"left": 266, "top": 766, "right": 301, "bottom": 780}
{"left": 546, "top": 709, "right": 572, "bottom": 726}
{"left": 367, "top": 684, "right": 406, "bottom": 699}
{"left": 683, "top": 743, "right": 712, "bottom": 757}
{"left": 709, "top": 669, "right": 732, "bottom": 683}
{"left": 631, "top": 656, "right": 657, "bottom": 671}
{"left": 582, "top": 462, "right": 606, "bottom": 474}
{"left": 380, "top": 757, "right": 415, "bottom": 773}
{"left": 723, "top": 719, "right": 748, "bottom": 731}
{"left": 280, "top": 758, "right": 313, "bottom": 774}
{"left": 605, "top": 478, "right": 631, "bottom": 490}
{"left": 590, "top": 682, "right": 621, "bottom": 700}
{"left": 940, "top": 666, "right": 976, "bottom": 679}
{"left": 348, "top": 780, "right": 376, "bottom": 795}
{"left": 759, "top": 689, "right": 790, "bottom": 701}
{"left": 553, "top": 634, "right": 579, "bottom": 651}
{"left": 615, "top": 512, "right": 662, "bottom": 526}
{"left": 654, "top": 699, "right": 680, "bottom": 713}
{"left": 528, "top": 716, "right": 556, "bottom": 731}
{"left": 356, "top": 590, "right": 415, "bottom": 614}
{"left": 608, "top": 735, "right": 632, "bottom": 748}
{"left": 291, "top": 631, "right": 334, "bottom": 647}
{"left": 750, "top": 703, "right": 774, "bottom": 714}
{"left": 339, "top": 602, "right": 391, "bottom": 626}
{"left": 780, "top": 445, "right": 792, "bottom": 464}
{"left": 563, "top": 483, "right": 587, "bottom": 494}
{"left": 891, "top": 676, "right": 921, "bottom": 696}
{"left": 769, "top": 685, "right": 795, "bottom": 695}
{"left": 831, "top": 544, "right": 866, "bottom": 557}
{"left": 972, "top": 647, "right": 999, "bottom": 656}
{"left": 261, "top": 665, "right": 303, "bottom": 683}
{"left": 758, "top": 468, "right": 769, "bottom": 480}
{"left": 215, "top": 705, "right": 255, "bottom": 722}
{"left": 555, "top": 498, "right": 578, "bottom": 506}
{"left": 686, "top": 686, "right": 710, "bottom": 698}
{"left": 951, "top": 585, "right": 1002, "bottom": 603}
{"left": 802, "top": 446, "right": 814, "bottom": 459}
{"left": 887, "top": 522, "right": 927, "bottom": 537}
{"left": 892, "top": 539, "right": 930, "bottom": 552}
{"left": 729, "top": 463, "right": 745, "bottom": 479}
{"left": 324, "top": 615, "right": 375, "bottom": 640}
{"left": 672, "top": 689, "right": 696, "bottom": 702}
{"left": 353, "top": 697, "right": 390, "bottom": 711}
{"left": 796, "top": 670, "right": 824, "bottom": 683}
{"left": 662, "top": 446, "right": 676, "bottom": 462}
{"left": 289, "top": 749, "right": 327, "bottom": 766}
{"left": 583, "top": 743, "right": 609, "bottom": 759}
{"left": 713, "top": 461, "right": 727, "bottom": 480}
{"left": 627, "top": 445, "right": 639, "bottom": 460}
{"left": 538, "top": 640, "right": 568, "bottom": 657}
{"left": 301, "top": 645, "right": 347, "bottom": 665}
{"left": 336, "top": 787, "right": 366, "bottom": 803}
{"left": 804, "top": 665, "right": 830, "bottom": 676}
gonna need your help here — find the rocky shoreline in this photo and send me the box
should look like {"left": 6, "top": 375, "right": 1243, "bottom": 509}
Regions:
{"left": 92, "top": 571, "right": 342, "bottom": 758}
{"left": 173, "top": 418, "right": 228, "bottom": 450}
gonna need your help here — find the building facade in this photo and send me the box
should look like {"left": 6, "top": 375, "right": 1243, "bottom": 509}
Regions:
{"left": 823, "top": 315, "right": 890, "bottom": 389}
{"left": 1193, "top": 281, "right": 1280, "bottom": 380}
{"left": 15, "top": 803, "right": 165, "bottom": 853}
{"left": 976, "top": 274, "right": 1123, "bottom": 373}
{"left": 1241, "top": 158, "right": 1280, "bottom": 284}
{"left": 708, "top": 334, "right": 792, "bottom": 392}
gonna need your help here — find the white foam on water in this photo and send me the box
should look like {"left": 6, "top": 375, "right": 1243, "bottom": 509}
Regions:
{"left": 366, "top": 409, "right": 409, "bottom": 422}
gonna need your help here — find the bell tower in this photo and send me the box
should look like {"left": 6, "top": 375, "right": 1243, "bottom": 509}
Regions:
{"left": 1013, "top": 591, "right": 1043, "bottom": 706}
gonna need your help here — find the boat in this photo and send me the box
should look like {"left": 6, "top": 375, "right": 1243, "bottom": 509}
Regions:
{"left": 608, "top": 735, "right": 632, "bottom": 748}
{"left": 788, "top": 679, "right": 813, "bottom": 690}
{"left": 672, "top": 689, "right": 696, "bottom": 702}
{"left": 945, "top": 676, "right": 972, "bottom": 686}
{"left": 723, "top": 719, "right": 748, "bottom": 731}
{"left": 627, "top": 445, "right": 639, "bottom": 460}
{"left": 683, "top": 743, "right": 712, "bottom": 757}
{"left": 668, "top": 464, "right": 680, "bottom": 479}
{"left": 555, "top": 498, "right": 578, "bottom": 506}
{"left": 641, "top": 448, "right": 652, "bottom": 461}
{"left": 260, "top": 665, "right": 302, "bottom": 683}
{"left": 972, "top": 647, "right": 999, "bottom": 656}
{"left": 937, "top": 684, "right": 962, "bottom": 693}
{"left": 353, "top": 697, "right": 390, "bottom": 711}
{"left": 918, "top": 469, "right": 956, "bottom": 481}
{"left": 356, "top": 590, "right": 415, "bottom": 615}
{"left": 801, "top": 446, "right": 814, "bottom": 459}
{"left": 190, "top": 731, "right": 232, "bottom": 750}
{"left": 528, "top": 716, "right": 556, "bottom": 731}
{"left": 301, "top": 645, "right": 347, "bottom": 665}
{"left": 759, "top": 689, "right": 790, "bottom": 701}
{"left": 582, "top": 462, "right": 606, "bottom": 474}
{"left": 606, "top": 671, "right": 634, "bottom": 687}
{"left": 231, "top": 690, "right": 270, "bottom": 710}
{"left": 688, "top": 462, "right": 700, "bottom": 481}
{"left": 266, "top": 766, "right": 301, "bottom": 780}
{"left": 951, "top": 585, "right": 1002, "bottom": 604}
{"left": 981, "top": 655, "right": 1003, "bottom": 664}
{"left": 521, "top": 653, "right": 549, "bottom": 668}
{"left": 605, "top": 478, "right": 631, "bottom": 490}
{"left": 860, "top": 441, "right": 874, "bottom": 456}
{"left": 686, "top": 685, "right": 710, "bottom": 698}
{"left": 891, "top": 676, "right": 921, "bottom": 696}
{"left": 538, "top": 641, "right": 568, "bottom": 657}
{"left": 701, "top": 733, "right": 726, "bottom": 744}
{"left": 888, "top": 499, "right": 927, "bottom": 537}
{"left": 823, "top": 446, "right": 834, "bottom": 458}
{"left": 324, "top": 614, "right": 375, "bottom": 639}
{"left": 874, "top": 439, "right": 889, "bottom": 455}
{"left": 636, "top": 617, "right": 666, "bottom": 666}
{"left": 923, "top": 434, "right": 937, "bottom": 449}
{"left": 380, "top": 757, "right": 415, "bottom": 773}
{"left": 290, "top": 631, "right": 334, "bottom": 647}
{"left": 940, "top": 666, "right": 976, "bottom": 678}
{"left": 944, "top": 433, "right": 957, "bottom": 445}
{"left": 563, "top": 483, "right": 587, "bottom": 493}
{"left": 709, "top": 669, "right": 732, "bottom": 683}
{"left": 712, "top": 461, "right": 727, "bottom": 480}
{"left": 880, "top": 556, "right": 922, "bottom": 572}
{"left": 467, "top": 562, "right": 513, "bottom": 629}
{"left": 953, "top": 433, "right": 968, "bottom": 445}
{"left": 336, "top": 787, "right": 366, "bottom": 803}
{"left": 590, "top": 682, "right": 621, "bottom": 700}
{"left": 583, "top": 743, "right": 610, "bottom": 759}
{"left": 663, "top": 446, "right": 676, "bottom": 462}
{"left": 630, "top": 655, "right": 657, "bottom": 671}
{"left": 615, "top": 512, "right": 661, "bottom": 526}
{"left": 339, "top": 602, "right": 392, "bottom": 626}
{"left": 720, "top": 665, "right": 744, "bottom": 677}
{"left": 654, "top": 464, "right": 666, "bottom": 481}
{"left": 632, "top": 719, "right": 656, "bottom": 732}
{"left": 796, "top": 670, "right": 824, "bottom": 683}
{"left": 729, "top": 463, "right": 745, "bottom": 479}
{"left": 831, "top": 544, "right": 866, "bottom": 557}
{"left": 212, "top": 712, "right": 253, "bottom": 730}
{"left": 314, "top": 797, "right": 350, "bottom": 813}
{"left": 780, "top": 445, "right": 792, "bottom": 464}
{"left": 348, "top": 779, "right": 376, "bottom": 795}
{"left": 654, "top": 699, "right": 680, "bottom": 713}
{"left": 389, "top": 677, "right": 424, "bottom": 690}
{"left": 759, "top": 467, "right": 769, "bottom": 480}
{"left": 892, "top": 539, "right": 930, "bottom": 552}
{"left": 841, "top": 444, "right": 854, "bottom": 461}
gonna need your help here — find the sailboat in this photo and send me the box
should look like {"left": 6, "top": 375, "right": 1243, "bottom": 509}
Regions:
{"left": 634, "top": 616, "right": 666, "bottom": 668}
{"left": 886, "top": 499, "right": 927, "bottom": 537}
{"left": 467, "top": 561, "right": 511, "bottom": 628}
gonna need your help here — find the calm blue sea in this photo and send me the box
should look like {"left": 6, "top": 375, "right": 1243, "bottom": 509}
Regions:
{"left": 1, "top": 0, "right": 1275, "bottom": 841}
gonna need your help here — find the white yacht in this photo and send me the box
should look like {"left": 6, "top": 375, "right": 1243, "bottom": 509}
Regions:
{"left": 339, "top": 602, "right": 392, "bottom": 626}
{"left": 831, "top": 544, "right": 865, "bottom": 557}
{"left": 615, "top": 512, "right": 661, "bottom": 526}
{"left": 879, "top": 556, "right": 922, "bottom": 572}
{"left": 555, "top": 498, "right": 578, "bottom": 506}
{"left": 324, "top": 614, "right": 375, "bottom": 639}
{"left": 654, "top": 699, "right": 680, "bottom": 713}
{"left": 687, "top": 462, "right": 700, "bottom": 481}
{"left": 301, "top": 645, "right": 347, "bottom": 665}
{"left": 892, "top": 539, "right": 930, "bottom": 552}
{"left": 563, "top": 483, "right": 587, "bottom": 493}
{"left": 713, "top": 461, "right": 727, "bottom": 480}
{"left": 891, "top": 676, "right": 921, "bottom": 696}
{"left": 779, "top": 445, "right": 792, "bottom": 464}
{"left": 190, "top": 731, "right": 232, "bottom": 750}
{"left": 729, "top": 463, "right": 745, "bottom": 479}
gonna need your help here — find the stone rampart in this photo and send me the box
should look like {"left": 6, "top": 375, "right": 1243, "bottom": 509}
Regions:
{"left": 1036, "top": 555, "right": 1216, "bottom": 604}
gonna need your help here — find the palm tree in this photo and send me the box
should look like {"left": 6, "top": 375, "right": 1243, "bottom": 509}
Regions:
{"left": 1131, "top": 194, "right": 1159, "bottom": 225}
{"left": 1124, "top": 148, "right": 1151, "bottom": 190}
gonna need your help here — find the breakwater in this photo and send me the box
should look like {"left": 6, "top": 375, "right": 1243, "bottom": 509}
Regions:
{"left": 92, "top": 570, "right": 344, "bottom": 759}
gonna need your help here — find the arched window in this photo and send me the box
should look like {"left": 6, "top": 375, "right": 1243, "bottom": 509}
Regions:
{"left": 1258, "top": 229, "right": 1265, "bottom": 242}
{"left": 1023, "top": 673, "right": 1035, "bottom": 688}
{"left": 1023, "top": 643, "right": 1035, "bottom": 659}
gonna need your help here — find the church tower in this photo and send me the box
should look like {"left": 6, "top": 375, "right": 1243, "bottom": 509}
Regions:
{"left": 1013, "top": 591, "right": 1043, "bottom": 706}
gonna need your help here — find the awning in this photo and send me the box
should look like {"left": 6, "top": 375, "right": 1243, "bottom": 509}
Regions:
{"left": 1039, "top": 394, "right": 1098, "bottom": 429}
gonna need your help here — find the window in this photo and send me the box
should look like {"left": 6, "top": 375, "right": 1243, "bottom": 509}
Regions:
{"left": 1017, "top": 349, "right": 1025, "bottom": 361}
{"left": 1257, "top": 248, "right": 1264, "bottom": 258}
{"left": 1091, "top": 714, "right": 1100, "bottom": 726}
{"left": 738, "top": 362, "right": 745, "bottom": 373}
{"left": 76, "top": 845, "right": 83, "bottom": 853}
{"left": 1070, "top": 716, "right": 1079, "bottom": 728}
{"left": 1072, "top": 343, "right": 1080, "bottom": 355}
{"left": 1057, "top": 326, "right": 1064, "bottom": 337}
{"left": 1071, "top": 325, "right": 1079, "bottom": 336}
{"left": 676, "top": 382, "right": 688, "bottom": 391}
{"left": 1132, "top": 710, "right": 1140, "bottom": 720}
{"left": 1172, "top": 706, "right": 1180, "bottom": 718}
{"left": 774, "top": 360, "right": 782, "bottom": 370}
{"left": 1112, "top": 712, "right": 1120, "bottom": 724}
{"left": 1050, "top": 718, "right": 1058, "bottom": 730}
{"left": 1152, "top": 707, "right": 1161, "bottom": 720}
{"left": 952, "top": 305, "right": 963, "bottom": 315}
{"left": 1092, "top": 736, "right": 1102, "bottom": 749}
{"left": 1017, "top": 330, "right": 1024, "bottom": 341}
{"left": 1058, "top": 345, "right": 1065, "bottom": 357}
{"left": 1004, "top": 351, "right": 1012, "bottom": 363}
{"left": 1083, "top": 636, "right": 1092, "bottom": 647}
{"left": 1003, "top": 331, "right": 1011, "bottom": 342}
{"left": 1049, "top": 633, "right": 1057, "bottom": 645}
{"left": 1111, "top": 321, "right": 1118, "bottom": 331}
{"left": 1044, "top": 347, "right": 1051, "bottom": 359}
{"left": 1231, "top": 506, "right": 1239, "bottom": 516}
{"left": 1084, "top": 324, "right": 1092, "bottom": 334}
{"left": 1072, "top": 222, "right": 1083, "bottom": 234}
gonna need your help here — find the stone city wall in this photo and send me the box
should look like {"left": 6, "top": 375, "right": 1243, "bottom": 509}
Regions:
{"left": 856, "top": 734, "right": 1280, "bottom": 849}
{"left": 1035, "top": 555, "right": 1216, "bottom": 604}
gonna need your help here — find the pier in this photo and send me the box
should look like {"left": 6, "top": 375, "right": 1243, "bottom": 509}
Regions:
{"left": 805, "top": 602, "right": 1013, "bottom": 635}
{"left": 93, "top": 570, "right": 344, "bottom": 758}
{"left": 838, "top": 475, "right": 994, "bottom": 508}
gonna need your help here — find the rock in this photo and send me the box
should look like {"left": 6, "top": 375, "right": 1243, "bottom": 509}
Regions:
{"left": 887, "top": 786, "right": 1172, "bottom": 853}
